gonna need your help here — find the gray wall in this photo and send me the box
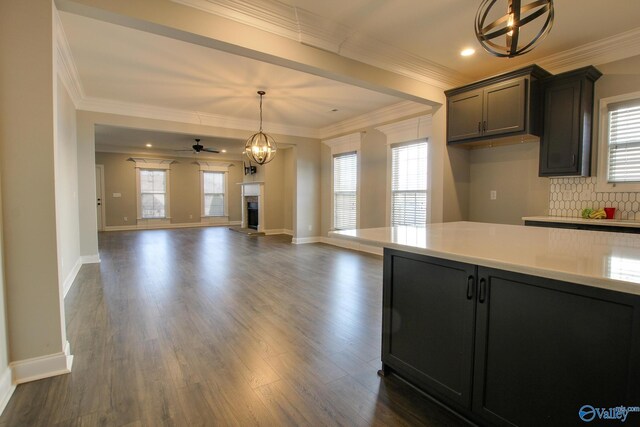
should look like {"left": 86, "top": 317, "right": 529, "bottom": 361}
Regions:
{"left": 360, "top": 130, "right": 388, "bottom": 229}
{"left": 95, "top": 152, "right": 244, "bottom": 226}
{"left": 469, "top": 142, "right": 549, "bottom": 225}
{"left": 0, "top": 0, "right": 66, "bottom": 363}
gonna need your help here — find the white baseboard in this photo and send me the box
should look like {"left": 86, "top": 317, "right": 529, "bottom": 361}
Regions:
{"left": 264, "top": 229, "right": 294, "bottom": 236}
{"left": 104, "top": 220, "right": 241, "bottom": 232}
{"left": 0, "top": 366, "right": 15, "bottom": 416}
{"left": 10, "top": 341, "right": 73, "bottom": 384}
{"left": 80, "top": 254, "right": 101, "bottom": 264}
{"left": 320, "top": 237, "right": 384, "bottom": 256}
{"left": 291, "top": 236, "right": 322, "bottom": 244}
{"left": 62, "top": 258, "right": 82, "bottom": 298}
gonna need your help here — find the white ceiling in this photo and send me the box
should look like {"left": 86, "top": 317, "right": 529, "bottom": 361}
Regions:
{"left": 94, "top": 125, "right": 265, "bottom": 160}
{"left": 275, "top": 0, "right": 640, "bottom": 78}
{"left": 59, "top": 11, "right": 406, "bottom": 130}
{"left": 60, "top": 0, "right": 640, "bottom": 155}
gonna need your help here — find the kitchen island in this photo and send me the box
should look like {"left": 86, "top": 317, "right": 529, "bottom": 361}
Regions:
{"left": 330, "top": 222, "right": 640, "bottom": 427}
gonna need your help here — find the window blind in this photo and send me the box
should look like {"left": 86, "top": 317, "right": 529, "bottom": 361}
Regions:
{"left": 333, "top": 152, "right": 357, "bottom": 230}
{"left": 608, "top": 100, "right": 640, "bottom": 183}
{"left": 203, "top": 172, "right": 225, "bottom": 216}
{"left": 140, "top": 170, "right": 167, "bottom": 218}
{"left": 391, "top": 142, "right": 427, "bottom": 226}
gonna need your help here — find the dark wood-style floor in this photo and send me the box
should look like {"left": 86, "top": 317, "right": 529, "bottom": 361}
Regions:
{"left": 0, "top": 228, "right": 468, "bottom": 426}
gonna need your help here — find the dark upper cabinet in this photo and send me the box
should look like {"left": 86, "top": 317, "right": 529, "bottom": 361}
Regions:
{"left": 539, "top": 66, "right": 602, "bottom": 177}
{"left": 446, "top": 66, "right": 550, "bottom": 145}
{"left": 447, "top": 89, "right": 483, "bottom": 142}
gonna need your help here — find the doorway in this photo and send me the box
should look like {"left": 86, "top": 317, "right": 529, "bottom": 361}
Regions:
{"left": 96, "top": 164, "right": 105, "bottom": 231}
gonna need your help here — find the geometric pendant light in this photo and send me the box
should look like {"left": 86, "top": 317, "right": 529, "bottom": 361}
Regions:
{"left": 244, "top": 90, "right": 277, "bottom": 165}
{"left": 475, "top": 0, "right": 554, "bottom": 58}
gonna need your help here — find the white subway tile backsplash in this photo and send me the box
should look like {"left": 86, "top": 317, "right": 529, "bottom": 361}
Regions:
{"left": 548, "top": 177, "right": 640, "bottom": 220}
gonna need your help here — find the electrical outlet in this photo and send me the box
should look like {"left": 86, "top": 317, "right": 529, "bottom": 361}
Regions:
{"left": 124, "top": 216, "right": 128, "bottom": 222}
{"left": 490, "top": 190, "right": 497, "bottom": 200}
{"left": 308, "top": 225, "right": 312, "bottom": 231}
{"left": 189, "top": 214, "right": 193, "bottom": 219}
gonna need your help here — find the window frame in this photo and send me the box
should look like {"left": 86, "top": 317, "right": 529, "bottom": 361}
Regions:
{"left": 198, "top": 162, "right": 230, "bottom": 224}
{"left": 131, "top": 158, "right": 174, "bottom": 225}
{"left": 597, "top": 90, "right": 640, "bottom": 193}
{"left": 332, "top": 151, "right": 359, "bottom": 231}
{"left": 389, "top": 140, "right": 428, "bottom": 227}
{"left": 139, "top": 169, "right": 168, "bottom": 219}
{"left": 324, "top": 133, "right": 361, "bottom": 231}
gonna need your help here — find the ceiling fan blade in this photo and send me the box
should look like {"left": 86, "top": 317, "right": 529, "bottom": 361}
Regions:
{"left": 202, "top": 148, "right": 220, "bottom": 153}
{"left": 174, "top": 149, "right": 194, "bottom": 151}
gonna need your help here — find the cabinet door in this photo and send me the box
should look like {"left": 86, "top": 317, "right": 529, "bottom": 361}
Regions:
{"left": 483, "top": 78, "right": 526, "bottom": 137}
{"left": 383, "top": 250, "right": 477, "bottom": 409}
{"left": 539, "top": 79, "right": 582, "bottom": 176}
{"left": 447, "top": 89, "right": 483, "bottom": 142}
{"left": 473, "top": 267, "right": 640, "bottom": 427}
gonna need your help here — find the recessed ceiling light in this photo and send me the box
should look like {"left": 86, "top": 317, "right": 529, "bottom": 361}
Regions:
{"left": 145, "top": 143, "right": 153, "bottom": 147}
{"left": 331, "top": 108, "right": 339, "bottom": 112}
{"left": 221, "top": 149, "right": 227, "bottom": 153}
{"left": 460, "top": 48, "right": 476, "bottom": 57}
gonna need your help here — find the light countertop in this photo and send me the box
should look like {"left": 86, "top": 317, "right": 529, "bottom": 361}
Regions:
{"left": 523, "top": 216, "right": 640, "bottom": 228}
{"left": 329, "top": 222, "right": 640, "bottom": 296}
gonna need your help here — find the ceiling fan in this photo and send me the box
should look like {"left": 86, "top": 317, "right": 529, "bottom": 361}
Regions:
{"left": 176, "top": 138, "right": 220, "bottom": 154}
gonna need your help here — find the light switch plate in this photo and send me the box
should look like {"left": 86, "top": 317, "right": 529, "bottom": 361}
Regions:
{"left": 113, "top": 193, "right": 121, "bottom": 198}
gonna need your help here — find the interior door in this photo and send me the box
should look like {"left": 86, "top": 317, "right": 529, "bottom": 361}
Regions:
{"left": 95, "top": 165, "right": 104, "bottom": 231}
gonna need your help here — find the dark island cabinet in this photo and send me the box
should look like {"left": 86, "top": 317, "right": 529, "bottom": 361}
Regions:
{"left": 539, "top": 66, "right": 602, "bottom": 177}
{"left": 446, "top": 65, "right": 550, "bottom": 145}
{"left": 382, "top": 251, "right": 477, "bottom": 409}
{"left": 382, "top": 249, "right": 640, "bottom": 427}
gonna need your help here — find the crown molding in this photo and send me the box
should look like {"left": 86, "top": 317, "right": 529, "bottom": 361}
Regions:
{"left": 78, "top": 97, "right": 320, "bottom": 138}
{"left": 54, "top": 8, "right": 85, "bottom": 106}
{"left": 171, "top": 0, "right": 299, "bottom": 40}
{"left": 536, "top": 27, "right": 640, "bottom": 74}
{"left": 319, "top": 100, "right": 432, "bottom": 140}
{"left": 376, "top": 115, "right": 432, "bottom": 145}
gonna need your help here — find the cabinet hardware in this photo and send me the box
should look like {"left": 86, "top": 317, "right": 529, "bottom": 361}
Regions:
{"left": 572, "top": 154, "right": 576, "bottom": 166}
{"left": 478, "top": 122, "right": 481, "bottom": 133}
{"left": 483, "top": 121, "right": 487, "bottom": 132}
{"left": 467, "top": 276, "right": 475, "bottom": 299}
{"left": 479, "top": 278, "right": 487, "bottom": 303}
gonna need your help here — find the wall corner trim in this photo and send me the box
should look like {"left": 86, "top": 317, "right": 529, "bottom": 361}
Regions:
{"left": 0, "top": 367, "right": 16, "bottom": 416}
{"left": 81, "top": 254, "right": 101, "bottom": 264}
{"left": 62, "top": 258, "right": 83, "bottom": 298}
{"left": 10, "top": 341, "right": 73, "bottom": 385}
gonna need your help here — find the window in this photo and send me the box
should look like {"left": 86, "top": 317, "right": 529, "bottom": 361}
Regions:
{"left": 132, "top": 158, "right": 173, "bottom": 224}
{"left": 203, "top": 172, "right": 225, "bottom": 216}
{"left": 607, "top": 99, "right": 640, "bottom": 183}
{"left": 140, "top": 169, "right": 167, "bottom": 218}
{"left": 333, "top": 152, "right": 357, "bottom": 230}
{"left": 391, "top": 141, "right": 427, "bottom": 226}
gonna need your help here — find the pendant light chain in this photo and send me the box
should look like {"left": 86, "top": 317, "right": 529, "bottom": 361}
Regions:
{"left": 259, "top": 92, "right": 263, "bottom": 132}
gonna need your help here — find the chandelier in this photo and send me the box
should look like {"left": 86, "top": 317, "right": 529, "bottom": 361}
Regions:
{"left": 245, "top": 91, "right": 277, "bottom": 165}
{"left": 475, "top": 0, "right": 554, "bottom": 58}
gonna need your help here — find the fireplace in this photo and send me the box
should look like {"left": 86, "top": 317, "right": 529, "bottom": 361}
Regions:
{"left": 247, "top": 201, "right": 259, "bottom": 230}
{"left": 239, "top": 182, "right": 265, "bottom": 232}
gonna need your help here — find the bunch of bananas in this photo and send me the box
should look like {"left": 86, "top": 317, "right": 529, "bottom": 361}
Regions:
{"left": 581, "top": 208, "right": 606, "bottom": 219}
